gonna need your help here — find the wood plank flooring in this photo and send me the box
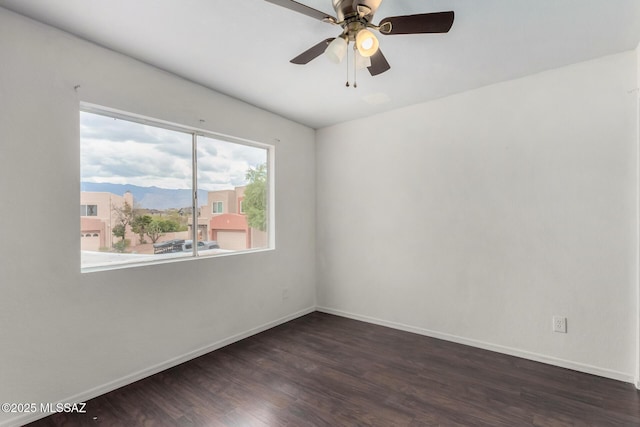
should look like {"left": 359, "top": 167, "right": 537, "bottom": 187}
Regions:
{"left": 26, "top": 312, "right": 640, "bottom": 426}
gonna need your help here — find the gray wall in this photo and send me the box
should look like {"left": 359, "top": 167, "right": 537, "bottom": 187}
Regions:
{"left": 317, "top": 51, "right": 638, "bottom": 382}
{"left": 0, "top": 9, "right": 316, "bottom": 426}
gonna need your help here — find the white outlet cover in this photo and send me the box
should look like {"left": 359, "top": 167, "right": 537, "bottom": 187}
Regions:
{"left": 553, "top": 316, "right": 567, "bottom": 333}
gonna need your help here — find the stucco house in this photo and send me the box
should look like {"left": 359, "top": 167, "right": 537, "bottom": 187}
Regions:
{"left": 189, "top": 186, "right": 267, "bottom": 250}
{"left": 80, "top": 191, "right": 136, "bottom": 251}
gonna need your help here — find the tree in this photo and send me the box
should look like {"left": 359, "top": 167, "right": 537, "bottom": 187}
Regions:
{"left": 112, "top": 224, "right": 126, "bottom": 241}
{"left": 146, "top": 220, "right": 165, "bottom": 244}
{"left": 131, "top": 215, "right": 153, "bottom": 244}
{"left": 145, "top": 217, "right": 183, "bottom": 243}
{"left": 244, "top": 163, "right": 267, "bottom": 231}
{"left": 158, "top": 218, "right": 181, "bottom": 232}
{"left": 112, "top": 223, "right": 129, "bottom": 253}
{"left": 111, "top": 197, "right": 137, "bottom": 252}
{"left": 112, "top": 200, "right": 135, "bottom": 242}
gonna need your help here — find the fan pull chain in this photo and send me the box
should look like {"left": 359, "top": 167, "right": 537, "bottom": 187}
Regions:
{"left": 345, "top": 45, "right": 350, "bottom": 87}
{"left": 353, "top": 46, "right": 357, "bottom": 89}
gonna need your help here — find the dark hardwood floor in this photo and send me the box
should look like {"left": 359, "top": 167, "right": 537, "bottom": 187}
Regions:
{"left": 26, "top": 312, "right": 640, "bottom": 426}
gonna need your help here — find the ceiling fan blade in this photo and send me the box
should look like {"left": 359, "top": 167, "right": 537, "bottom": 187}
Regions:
{"left": 290, "top": 38, "right": 334, "bottom": 64}
{"left": 379, "top": 11, "right": 454, "bottom": 35}
{"left": 265, "top": 0, "right": 337, "bottom": 22}
{"left": 367, "top": 49, "right": 390, "bottom": 76}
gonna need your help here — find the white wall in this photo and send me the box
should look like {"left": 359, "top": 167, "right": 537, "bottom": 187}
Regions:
{"left": 636, "top": 42, "right": 640, "bottom": 388}
{"left": 317, "top": 51, "right": 638, "bottom": 382}
{"left": 0, "top": 8, "right": 315, "bottom": 426}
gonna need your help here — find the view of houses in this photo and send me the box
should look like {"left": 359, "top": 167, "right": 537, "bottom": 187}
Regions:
{"left": 189, "top": 186, "right": 268, "bottom": 250}
{"left": 80, "top": 187, "right": 267, "bottom": 256}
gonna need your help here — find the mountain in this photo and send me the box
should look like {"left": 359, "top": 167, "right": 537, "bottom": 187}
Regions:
{"left": 80, "top": 182, "right": 209, "bottom": 210}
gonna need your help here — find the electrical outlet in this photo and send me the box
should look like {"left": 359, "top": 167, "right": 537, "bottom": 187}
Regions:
{"left": 553, "top": 316, "right": 567, "bottom": 333}
{"left": 282, "top": 289, "right": 289, "bottom": 301}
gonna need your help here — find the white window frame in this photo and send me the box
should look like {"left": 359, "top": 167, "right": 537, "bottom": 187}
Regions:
{"left": 212, "top": 201, "right": 223, "bottom": 215}
{"left": 80, "top": 103, "right": 275, "bottom": 273}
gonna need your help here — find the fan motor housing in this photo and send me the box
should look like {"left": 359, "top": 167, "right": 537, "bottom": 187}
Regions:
{"left": 332, "top": 0, "right": 381, "bottom": 22}
{"left": 344, "top": 21, "right": 367, "bottom": 41}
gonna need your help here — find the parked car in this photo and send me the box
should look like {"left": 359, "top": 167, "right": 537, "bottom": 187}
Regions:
{"left": 153, "top": 239, "right": 185, "bottom": 254}
{"left": 153, "top": 239, "right": 219, "bottom": 254}
{"left": 181, "top": 240, "right": 220, "bottom": 251}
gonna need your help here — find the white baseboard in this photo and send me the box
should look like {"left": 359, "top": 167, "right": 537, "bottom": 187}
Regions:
{"left": 316, "top": 306, "right": 635, "bottom": 385}
{"left": 1, "top": 306, "right": 315, "bottom": 427}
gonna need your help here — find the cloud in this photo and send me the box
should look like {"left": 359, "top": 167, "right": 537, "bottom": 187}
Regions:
{"left": 81, "top": 111, "right": 267, "bottom": 191}
{"left": 80, "top": 112, "right": 188, "bottom": 147}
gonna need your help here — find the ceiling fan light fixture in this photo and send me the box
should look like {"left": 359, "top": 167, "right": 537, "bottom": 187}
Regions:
{"left": 355, "top": 29, "right": 379, "bottom": 57}
{"left": 325, "top": 36, "right": 348, "bottom": 63}
{"left": 265, "top": 0, "right": 455, "bottom": 79}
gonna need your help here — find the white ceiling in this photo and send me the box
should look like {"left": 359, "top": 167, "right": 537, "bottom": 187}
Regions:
{"left": 1, "top": 0, "right": 639, "bottom": 129}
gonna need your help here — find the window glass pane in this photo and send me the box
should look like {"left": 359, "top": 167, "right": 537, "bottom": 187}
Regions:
{"left": 196, "top": 135, "right": 268, "bottom": 253}
{"left": 80, "top": 111, "right": 193, "bottom": 270}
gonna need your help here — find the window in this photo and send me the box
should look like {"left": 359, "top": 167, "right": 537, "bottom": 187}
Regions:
{"left": 81, "top": 204, "right": 98, "bottom": 216}
{"left": 80, "top": 105, "right": 272, "bottom": 272}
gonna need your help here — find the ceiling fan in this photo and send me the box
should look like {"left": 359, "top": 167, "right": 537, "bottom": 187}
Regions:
{"left": 265, "top": 0, "right": 454, "bottom": 80}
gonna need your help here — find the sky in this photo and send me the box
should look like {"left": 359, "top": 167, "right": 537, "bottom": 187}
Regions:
{"left": 80, "top": 111, "right": 267, "bottom": 191}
